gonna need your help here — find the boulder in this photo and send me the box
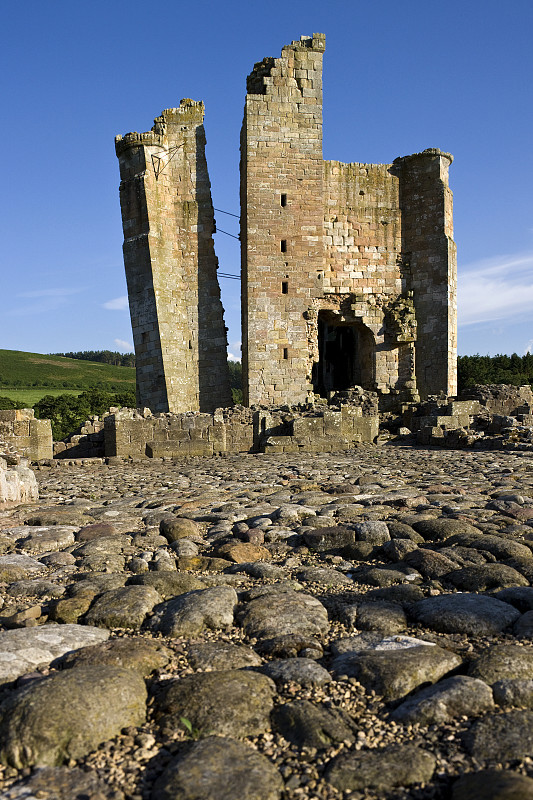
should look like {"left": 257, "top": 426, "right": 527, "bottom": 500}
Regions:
{"left": 0, "top": 666, "right": 146, "bottom": 767}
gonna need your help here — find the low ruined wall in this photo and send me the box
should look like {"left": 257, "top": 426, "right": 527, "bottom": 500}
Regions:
{"left": 104, "top": 404, "right": 378, "bottom": 459}
{"left": 260, "top": 406, "right": 378, "bottom": 453}
{"left": 0, "top": 409, "right": 53, "bottom": 462}
{"left": 104, "top": 407, "right": 256, "bottom": 459}
{"left": 0, "top": 438, "right": 39, "bottom": 506}
{"left": 54, "top": 417, "right": 105, "bottom": 459}
{"left": 404, "top": 386, "right": 533, "bottom": 451}
{"left": 460, "top": 384, "right": 533, "bottom": 416}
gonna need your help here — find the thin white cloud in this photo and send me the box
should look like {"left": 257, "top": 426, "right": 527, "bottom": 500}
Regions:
{"left": 7, "top": 287, "right": 83, "bottom": 317}
{"left": 17, "top": 287, "right": 82, "bottom": 299}
{"left": 524, "top": 339, "right": 533, "bottom": 355}
{"left": 458, "top": 251, "right": 533, "bottom": 327}
{"left": 227, "top": 352, "right": 240, "bottom": 362}
{"left": 103, "top": 295, "right": 129, "bottom": 311}
{"left": 114, "top": 338, "right": 134, "bottom": 352}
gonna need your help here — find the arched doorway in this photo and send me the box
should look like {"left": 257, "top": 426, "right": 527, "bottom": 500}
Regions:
{"left": 313, "top": 311, "right": 375, "bottom": 396}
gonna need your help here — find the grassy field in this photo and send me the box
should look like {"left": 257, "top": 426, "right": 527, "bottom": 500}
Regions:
{"left": 0, "top": 349, "right": 136, "bottom": 396}
{"left": 0, "top": 388, "right": 83, "bottom": 406}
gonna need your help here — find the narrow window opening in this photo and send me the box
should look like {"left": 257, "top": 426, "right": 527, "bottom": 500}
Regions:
{"left": 280, "top": 193, "right": 287, "bottom": 207}
{"left": 280, "top": 239, "right": 287, "bottom": 253}
{"left": 359, "top": 190, "right": 365, "bottom": 196}
{"left": 283, "top": 348, "right": 289, "bottom": 360}
{"left": 282, "top": 281, "right": 288, "bottom": 295}
{"left": 188, "top": 340, "right": 193, "bottom": 349}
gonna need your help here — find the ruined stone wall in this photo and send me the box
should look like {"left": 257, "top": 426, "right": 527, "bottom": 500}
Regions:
{"left": 0, "top": 410, "right": 52, "bottom": 462}
{"left": 241, "top": 34, "right": 456, "bottom": 406}
{"left": 394, "top": 151, "right": 457, "bottom": 398}
{"left": 103, "top": 403, "right": 377, "bottom": 459}
{"left": 53, "top": 416, "right": 105, "bottom": 459}
{"left": 0, "top": 436, "right": 39, "bottom": 506}
{"left": 116, "top": 100, "right": 232, "bottom": 414}
{"left": 241, "top": 34, "right": 326, "bottom": 406}
{"left": 321, "top": 161, "right": 415, "bottom": 396}
{"left": 460, "top": 384, "right": 533, "bottom": 416}
{"left": 104, "top": 408, "right": 255, "bottom": 459}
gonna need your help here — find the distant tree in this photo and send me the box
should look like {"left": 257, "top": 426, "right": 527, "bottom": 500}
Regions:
{"left": 51, "top": 351, "right": 136, "bottom": 367}
{"left": 34, "top": 388, "right": 137, "bottom": 440}
{"left": 458, "top": 353, "right": 533, "bottom": 393}
{"left": 0, "top": 396, "right": 26, "bottom": 410}
{"left": 227, "top": 360, "right": 242, "bottom": 389}
{"left": 227, "top": 360, "right": 243, "bottom": 404}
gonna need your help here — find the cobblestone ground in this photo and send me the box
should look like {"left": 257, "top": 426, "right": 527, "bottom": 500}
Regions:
{"left": 1, "top": 444, "right": 533, "bottom": 800}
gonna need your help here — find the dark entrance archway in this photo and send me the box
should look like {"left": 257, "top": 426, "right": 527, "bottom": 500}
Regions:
{"left": 313, "top": 311, "right": 375, "bottom": 396}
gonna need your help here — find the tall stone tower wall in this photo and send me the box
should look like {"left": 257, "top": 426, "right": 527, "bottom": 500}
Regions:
{"left": 240, "top": 34, "right": 326, "bottom": 406}
{"left": 241, "top": 34, "right": 457, "bottom": 405}
{"left": 394, "top": 151, "right": 458, "bottom": 398}
{"left": 116, "top": 100, "right": 232, "bottom": 413}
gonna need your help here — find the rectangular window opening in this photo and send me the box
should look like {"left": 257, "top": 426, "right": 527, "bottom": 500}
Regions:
{"left": 280, "top": 193, "right": 287, "bottom": 207}
{"left": 283, "top": 348, "right": 289, "bottom": 360}
{"left": 280, "top": 240, "right": 287, "bottom": 253}
{"left": 282, "top": 281, "right": 288, "bottom": 295}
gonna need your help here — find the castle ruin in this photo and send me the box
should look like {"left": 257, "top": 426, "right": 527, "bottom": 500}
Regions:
{"left": 116, "top": 34, "right": 457, "bottom": 414}
{"left": 115, "top": 101, "right": 232, "bottom": 413}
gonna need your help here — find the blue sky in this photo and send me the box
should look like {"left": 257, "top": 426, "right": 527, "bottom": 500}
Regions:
{"left": 1, "top": 0, "right": 532, "bottom": 359}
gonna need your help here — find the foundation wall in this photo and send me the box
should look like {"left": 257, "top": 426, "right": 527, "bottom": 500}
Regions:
{"left": 104, "top": 405, "right": 377, "bottom": 459}
{"left": 0, "top": 410, "right": 53, "bottom": 462}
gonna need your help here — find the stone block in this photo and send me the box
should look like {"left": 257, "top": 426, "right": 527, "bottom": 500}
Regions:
{"left": 448, "top": 400, "right": 481, "bottom": 416}
{"left": 352, "top": 416, "right": 378, "bottom": 443}
{"left": 13, "top": 421, "right": 30, "bottom": 437}
{"left": 323, "top": 411, "right": 342, "bottom": 435}
{"left": 292, "top": 417, "right": 325, "bottom": 437}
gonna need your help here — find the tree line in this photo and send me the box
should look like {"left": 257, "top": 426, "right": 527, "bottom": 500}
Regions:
{"left": 0, "top": 389, "right": 137, "bottom": 440}
{"left": 457, "top": 353, "right": 533, "bottom": 392}
{"left": 51, "top": 350, "right": 136, "bottom": 367}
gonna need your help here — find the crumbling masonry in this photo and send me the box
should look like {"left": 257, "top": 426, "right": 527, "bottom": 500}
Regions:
{"left": 116, "top": 33, "right": 457, "bottom": 414}
{"left": 241, "top": 34, "right": 456, "bottom": 407}
{"left": 115, "top": 101, "right": 232, "bottom": 414}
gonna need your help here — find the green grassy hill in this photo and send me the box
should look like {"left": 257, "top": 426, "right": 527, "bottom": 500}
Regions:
{"left": 0, "top": 349, "right": 135, "bottom": 404}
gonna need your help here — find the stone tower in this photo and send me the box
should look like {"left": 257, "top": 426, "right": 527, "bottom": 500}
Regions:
{"left": 240, "top": 34, "right": 457, "bottom": 406}
{"left": 115, "top": 99, "right": 232, "bottom": 413}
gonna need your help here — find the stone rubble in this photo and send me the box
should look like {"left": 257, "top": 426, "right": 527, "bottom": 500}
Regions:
{"left": 0, "top": 436, "right": 38, "bottom": 507}
{"left": 1, "top": 444, "right": 533, "bottom": 798}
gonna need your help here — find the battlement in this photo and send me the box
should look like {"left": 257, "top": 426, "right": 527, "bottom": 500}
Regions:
{"left": 115, "top": 130, "right": 164, "bottom": 155}
{"left": 393, "top": 148, "right": 454, "bottom": 166}
{"left": 115, "top": 99, "right": 205, "bottom": 155}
